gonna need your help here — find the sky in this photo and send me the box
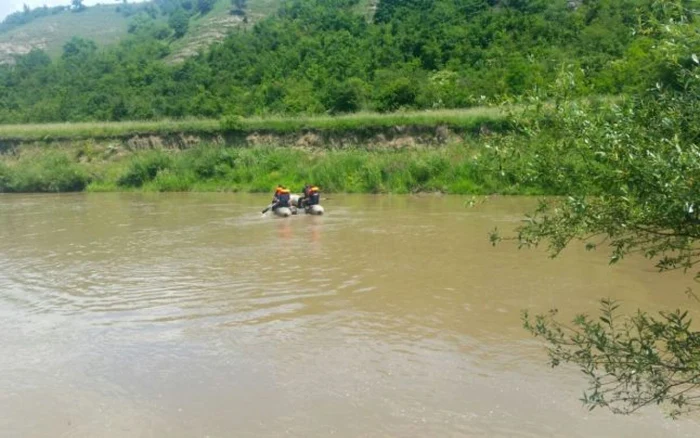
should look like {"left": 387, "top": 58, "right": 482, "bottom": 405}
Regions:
{"left": 0, "top": 1, "right": 124, "bottom": 21}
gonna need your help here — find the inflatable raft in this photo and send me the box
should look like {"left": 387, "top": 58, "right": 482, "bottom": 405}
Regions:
{"left": 305, "top": 205, "right": 324, "bottom": 215}
{"left": 272, "top": 207, "right": 292, "bottom": 218}
{"left": 268, "top": 194, "right": 324, "bottom": 217}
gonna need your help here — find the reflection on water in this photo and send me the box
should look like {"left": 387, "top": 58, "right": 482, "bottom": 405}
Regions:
{"left": 0, "top": 193, "right": 698, "bottom": 437}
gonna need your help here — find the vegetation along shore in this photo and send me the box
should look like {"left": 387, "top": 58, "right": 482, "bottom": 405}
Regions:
{"left": 2, "top": 0, "right": 700, "bottom": 421}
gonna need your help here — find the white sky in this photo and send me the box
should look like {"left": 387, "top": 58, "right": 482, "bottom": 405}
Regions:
{"left": 1, "top": 1, "right": 125, "bottom": 21}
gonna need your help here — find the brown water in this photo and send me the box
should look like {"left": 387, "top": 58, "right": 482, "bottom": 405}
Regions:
{"left": 1, "top": 193, "right": 699, "bottom": 437}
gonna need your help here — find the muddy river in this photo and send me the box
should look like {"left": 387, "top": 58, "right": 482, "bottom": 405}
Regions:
{"left": 1, "top": 193, "right": 698, "bottom": 437}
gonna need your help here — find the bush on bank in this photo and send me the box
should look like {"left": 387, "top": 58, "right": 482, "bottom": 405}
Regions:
{"left": 0, "top": 137, "right": 603, "bottom": 196}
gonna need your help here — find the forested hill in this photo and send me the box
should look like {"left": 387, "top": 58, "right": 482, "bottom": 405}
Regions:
{"left": 0, "top": 0, "right": 696, "bottom": 123}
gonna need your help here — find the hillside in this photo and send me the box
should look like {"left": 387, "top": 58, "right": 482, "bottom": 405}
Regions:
{"left": 0, "top": 0, "right": 696, "bottom": 124}
{"left": 166, "top": 0, "right": 282, "bottom": 63}
{"left": 0, "top": 5, "right": 129, "bottom": 64}
{"left": 167, "top": 0, "right": 382, "bottom": 62}
{"left": 0, "top": 0, "right": 285, "bottom": 65}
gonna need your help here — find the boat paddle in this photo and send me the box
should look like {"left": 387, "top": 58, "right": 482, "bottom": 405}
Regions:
{"left": 261, "top": 202, "right": 277, "bottom": 215}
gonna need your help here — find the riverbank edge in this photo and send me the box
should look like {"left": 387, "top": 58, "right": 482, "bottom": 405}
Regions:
{"left": 0, "top": 109, "right": 509, "bottom": 151}
{"left": 0, "top": 138, "right": 559, "bottom": 196}
{"left": 0, "top": 124, "right": 502, "bottom": 154}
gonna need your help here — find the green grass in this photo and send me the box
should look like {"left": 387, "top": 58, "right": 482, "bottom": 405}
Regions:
{"left": 0, "top": 118, "right": 222, "bottom": 141}
{"left": 0, "top": 150, "right": 90, "bottom": 192}
{"left": 0, "top": 138, "right": 585, "bottom": 196}
{"left": 239, "top": 107, "right": 507, "bottom": 131}
{"left": 90, "top": 144, "right": 520, "bottom": 195}
{"left": 0, "top": 107, "right": 508, "bottom": 141}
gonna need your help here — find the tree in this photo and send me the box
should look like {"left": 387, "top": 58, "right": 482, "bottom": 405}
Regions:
{"left": 231, "top": 0, "right": 247, "bottom": 16}
{"left": 71, "top": 0, "right": 86, "bottom": 12}
{"left": 196, "top": 0, "right": 216, "bottom": 15}
{"left": 324, "top": 78, "right": 366, "bottom": 113}
{"left": 181, "top": 0, "right": 194, "bottom": 11}
{"left": 61, "top": 37, "right": 97, "bottom": 61}
{"left": 374, "top": 0, "right": 434, "bottom": 24}
{"left": 168, "top": 10, "right": 190, "bottom": 39}
{"left": 375, "top": 75, "right": 418, "bottom": 112}
{"left": 15, "top": 49, "right": 51, "bottom": 73}
{"left": 494, "top": 8, "right": 700, "bottom": 417}
{"left": 0, "top": 0, "right": 691, "bottom": 122}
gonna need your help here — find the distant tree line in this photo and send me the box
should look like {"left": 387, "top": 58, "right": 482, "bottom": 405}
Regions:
{"left": 0, "top": 4, "right": 68, "bottom": 34}
{"left": 0, "top": 0, "right": 695, "bottom": 123}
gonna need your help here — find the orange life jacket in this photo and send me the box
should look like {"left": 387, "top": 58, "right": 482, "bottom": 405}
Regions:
{"left": 274, "top": 189, "right": 290, "bottom": 208}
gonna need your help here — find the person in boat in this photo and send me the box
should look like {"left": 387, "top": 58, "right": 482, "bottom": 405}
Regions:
{"left": 297, "top": 184, "right": 311, "bottom": 207}
{"left": 306, "top": 185, "right": 321, "bottom": 207}
{"left": 269, "top": 185, "right": 281, "bottom": 207}
{"left": 299, "top": 184, "right": 320, "bottom": 208}
{"left": 272, "top": 185, "right": 291, "bottom": 211}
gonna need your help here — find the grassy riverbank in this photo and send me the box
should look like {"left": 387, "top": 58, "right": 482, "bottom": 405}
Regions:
{"left": 0, "top": 103, "right": 616, "bottom": 196}
{"left": 0, "top": 108, "right": 506, "bottom": 142}
{"left": 0, "top": 135, "right": 595, "bottom": 196}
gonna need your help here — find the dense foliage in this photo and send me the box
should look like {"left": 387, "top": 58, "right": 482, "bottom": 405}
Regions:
{"left": 0, "top": 0, "right": 695, "bottom": 122}
{"left": 489, "top": 7, "right": 700, "bottom": 416}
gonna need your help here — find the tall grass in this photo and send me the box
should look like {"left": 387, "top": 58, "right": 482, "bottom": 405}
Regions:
{"left": 0, "top": 151, "right": 90, "bottom": 192}
{"left": 0, "top": 119, "right": 222, "bottom": 141}
{"left": 0, "top": 137, "right": 598, "bottom": 195}
{"left": 81, "top": 141, "right": 582, "bottom": 195}
{"left": 0, "top": 108, "right": 507, "bottom": 141}
{"left": 238, "top": 107, "right": 507, "bottom": 132}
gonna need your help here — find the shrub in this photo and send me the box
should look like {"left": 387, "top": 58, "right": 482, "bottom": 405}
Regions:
{"left": 6, "top": 152, "right": 90, "bottom": 192}
{"left": 117, "top": 151, "right": 172, "bottom": 187}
